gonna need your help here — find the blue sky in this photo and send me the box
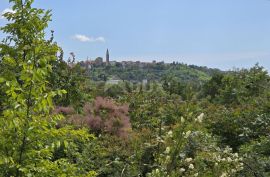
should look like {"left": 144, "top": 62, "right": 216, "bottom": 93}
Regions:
{"left": 1, "top": 0, "right": 270, "bottom": 70}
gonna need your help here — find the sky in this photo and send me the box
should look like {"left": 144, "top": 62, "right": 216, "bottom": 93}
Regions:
{"left": 0, "top": 0, "right": 270, "bottom": 70}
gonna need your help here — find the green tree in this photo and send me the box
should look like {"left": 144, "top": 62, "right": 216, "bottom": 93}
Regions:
{"left": 50, "top": 58, "right": 86, "bottom": 109}
{"left": 201, "top": 73, "right": 224, "bottom": 100}
{"left": 0, "top": 0, "right": 95, "bottom": 176}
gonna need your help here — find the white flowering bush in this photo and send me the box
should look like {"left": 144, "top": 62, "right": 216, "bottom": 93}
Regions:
{"left": 147, "top": 113, "right": 243, "bottom": 177}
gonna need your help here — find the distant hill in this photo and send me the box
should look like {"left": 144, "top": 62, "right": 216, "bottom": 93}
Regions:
{"left": 80, "top": 60, "right": 222, "bottom": 83}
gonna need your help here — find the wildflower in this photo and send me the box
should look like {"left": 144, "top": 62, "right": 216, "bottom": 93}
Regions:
{"left": 184, "top": 131, "right": 192, "bottom": 138}
{"left": 165, "top": 147, "right": 170, "bottom": 154}
{"left": 179, "top": 153, "right": 185, "bottom": 158}
{"left": 227, "top": 157, "right": 232, "bottom": 162}
{"left": 194, "top": 173, "right": 199, "bottom": 177}
{"left": 185, "top": 157, "right": 193, "bottom": 163}
{"left": 180, "top": 168, "right": 185, "bottom": 172}
{"left": 233, "top": 153, "right": 238, "bottom": 158}
{"left": 223, "top": 147, "right": 232, "bottom": 153}
{"left": 156, "top": 136, "right": 164, "bottom": 143}
{"left": 196, "top": 113, "right": 204, "bottom": 123}
{"left": 165, "top": 155, "right": 170, "bottom": 163}
{"left": 240, "top": 162, "right": 244, "bottom": 166}
{"left": 189, "top": 164, "right": 194, "bottom": 169}
{"left": 181, "top": 117, "right": 185, "bottom": 123}
{"left": 220, "top": 172, "right": 227, "bottom": 177}
{"left": 167, "top": 130, "right": 173, "bottom": 137}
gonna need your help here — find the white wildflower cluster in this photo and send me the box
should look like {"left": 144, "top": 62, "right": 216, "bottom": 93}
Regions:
{"left": 148, "top": 115, "right": 244, "bottom": 177}
{"left": 220, "top": 172, "right": 227, "bottom": 177}
{"left": 211, "top": 147, "right": 244, "bottom": 176}
{"left": 189, "top": 164, "right": 194, "bottom": 169}
{"left": 183, "top": 130, "right": 192, "bottom": 138}
{"left": 195, "top": 113, "right": 204, "bottom": 123}
{"left": 165, "top": 155, "right": 171, "bottom": 164}
{"left": 185, "top": 157, "right": 192, "bottom": 163}
{"left": 181, "top": 116, "right": 185, "bottom": 123}
{"left": 177, "top": 157, "right": 200, "bottom": 177}
{"left": 164, "top": 147, "right": 170, "bottom": 154}
{"left": 180, "top": 168, "right": 185, "bottom": 172}
{"left": 156, "top": 136, "right": 164, "bottom": 143}
{"left": 167, "top": 130, "right": 173, "bottom": 138}
{"left": 147, "top": 168, "right": 167, "bottom": 177}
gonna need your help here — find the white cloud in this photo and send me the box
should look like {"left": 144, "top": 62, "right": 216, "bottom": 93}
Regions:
{"left": 1, "top": 8, "right": 15, "bottom": 19}
{"left": 95, "top": 36, "right": 105, "bottom": 42}
{"left": 72, "top": 34, "right": 105, "bottom": 43}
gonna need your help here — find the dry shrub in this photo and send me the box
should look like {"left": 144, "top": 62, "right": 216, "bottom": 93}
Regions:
{"left": 85, "top": 97, "right": 131, "bottom": 138}
{"left": 54, "top": 97, "right": 131, "bottom": 138}
{"left": 53, "top": 106, "right": 75, "bottom": 115}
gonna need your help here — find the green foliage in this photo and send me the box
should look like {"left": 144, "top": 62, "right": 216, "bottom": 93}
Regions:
{"left": 78, "top": 135, "right": 140, "bottom": 177}
{"left": 1, "top": 0, "right": 270, "bottom": 176}
{"left": 88, "top": 62, "right": 214, "bottom": 83}
{"left": 104, "top": 84, "right": 125, "bottom": 98}
{"left": 147, "top": 113, "right": 243, "bottom": 177}
{"left": 50, "top": 57, "right": 87, "bottom": 109}
{"left": 0, "top": 0, "right": 95, "bottom": 176}
{"left": 202, "top": 64, "right": 270, "bottom": 105}
{"left": 239, "top": 136, "right": 270, "bottom": 177}
{"left": 125, "top": 89, "right": 180, "bottom": 129}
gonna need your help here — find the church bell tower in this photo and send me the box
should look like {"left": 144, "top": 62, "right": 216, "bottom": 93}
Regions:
{"left": 106, "top": 49, "right": 109, "bottom": 65}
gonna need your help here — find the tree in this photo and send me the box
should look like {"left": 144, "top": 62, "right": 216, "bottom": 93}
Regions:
{"left": 201, "top": 73, "right": 224, "bottom": 100}
{"left": 0, "top": 0, "right": 95, "bottom": 176}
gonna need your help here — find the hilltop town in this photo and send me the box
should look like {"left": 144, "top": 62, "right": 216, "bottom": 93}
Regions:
{"left": 78, "top": 49, "right": 167, "bottom": 70}
{"left": 74, "top": 49, "right": 221, "bottom": 83}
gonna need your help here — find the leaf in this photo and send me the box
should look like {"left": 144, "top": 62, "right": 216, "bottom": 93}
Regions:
{"left": 6, "top": 81, "right": 10, "bottom": 87}
{"left": 0, "top": 77, "right": 5, "bottom": 83}
{"left": 56, "top": 141, "right": 61, "bottom": 148}
{"left": 63, "top": 140, "right": 69, "bottom": 148}
{"left": 14, "top": 104, "right": 20, "bottom": 109}
{"left": 12, "top": 119, "right": 19, "bottom": 128}
{"left": 28, "top": 126, "right": 34, "bottom": 131}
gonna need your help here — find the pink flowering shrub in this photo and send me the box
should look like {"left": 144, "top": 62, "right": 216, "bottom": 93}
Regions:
{"left": 55, "top": 97, "right": 131, "bottom": 138}
{"left": 53, "top": 106, "right": 75, "bottom": 115}
{"left": 85, "top": 97, "right": 131, "bottom": 138}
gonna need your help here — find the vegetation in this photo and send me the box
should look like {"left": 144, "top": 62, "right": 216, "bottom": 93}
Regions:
{"left": 1, "top": 0, "right": 270, "bottom": 176}
{"left": 86, "top": 62, "right": 218, "bottom": 83}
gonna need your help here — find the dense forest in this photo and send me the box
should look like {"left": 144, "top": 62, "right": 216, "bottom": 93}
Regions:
{"left": 0, "top": 1, "right": 270, "bottom": 177}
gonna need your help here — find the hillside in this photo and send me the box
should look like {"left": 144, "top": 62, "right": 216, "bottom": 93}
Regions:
{"left": 80, "top": 60, "right": 222, "bottom": 83}
{"left": 1, "top": 1, "right": 270, "bottom": 176}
